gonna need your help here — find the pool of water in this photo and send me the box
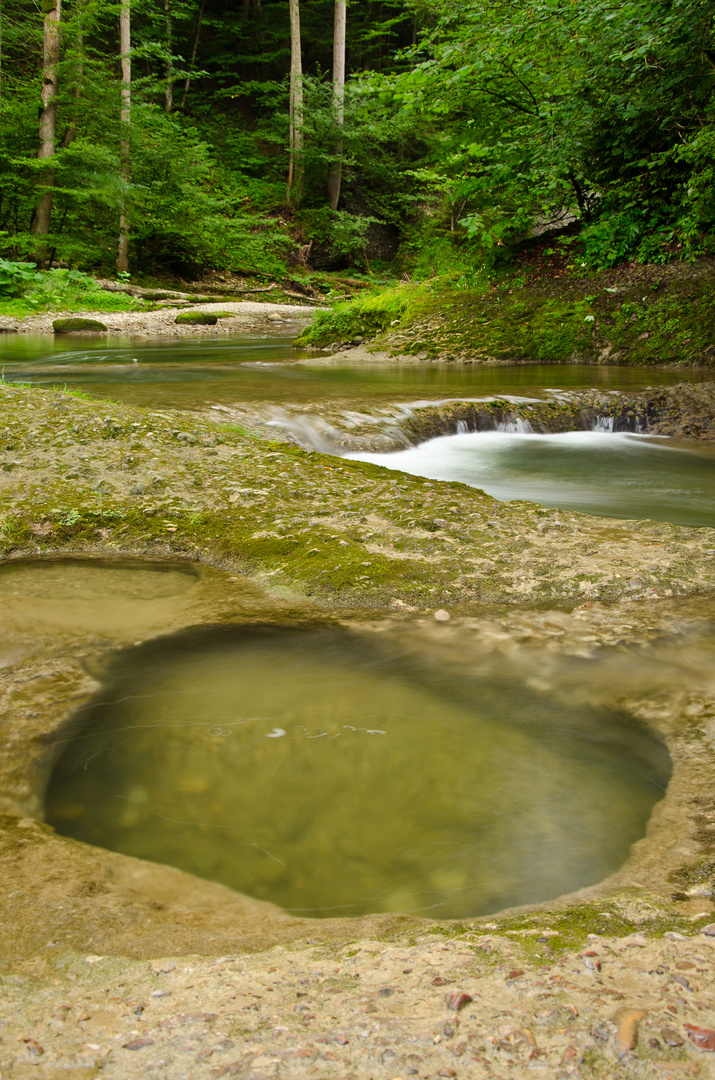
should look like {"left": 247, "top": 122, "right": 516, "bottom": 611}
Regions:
{"left": 45, "top": 624, "right": 670, "bottom": 919}
{"left": 348, "top": 430, "right": 715, "bottom": 528}
{"left": 0, "top": 333, "right": 711, "bottom": 410}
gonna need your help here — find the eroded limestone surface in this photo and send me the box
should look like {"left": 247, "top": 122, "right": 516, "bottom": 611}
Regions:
{"left": 3, "top": 383, "right": 715, "bottom": 1077}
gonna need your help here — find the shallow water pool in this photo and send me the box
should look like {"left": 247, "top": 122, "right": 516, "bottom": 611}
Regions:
{"left": 45, "top": 624, "right": 670, "bottom": 918}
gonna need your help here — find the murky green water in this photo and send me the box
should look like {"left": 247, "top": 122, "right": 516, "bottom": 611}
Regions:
{"left": 46, "top": 624, "right": 670, "bottom": 918}
{"left": 0, "top": 559, "right": 201, "bottom": 639}
{"left": 0, "top": 333, "right": 710, "bottom": 410}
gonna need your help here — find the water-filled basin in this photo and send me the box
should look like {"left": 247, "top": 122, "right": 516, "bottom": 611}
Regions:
{"left": 46, "top": 624, "right": 670, "bottom": 918}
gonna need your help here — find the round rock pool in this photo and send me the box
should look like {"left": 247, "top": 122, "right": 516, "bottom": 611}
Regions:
{"left": 45, "top": 623, "right": 671, "bottom": 919}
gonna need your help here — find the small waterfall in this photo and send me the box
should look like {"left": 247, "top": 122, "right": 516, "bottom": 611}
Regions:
{"left": 497, "top": 417, "right": 534, "bottom": 434}
{"left": 265, "top": 413, "right": 342, "bottom": 453}
{"left": 592, "top": 415, "right": 615, "bottom": 433}
{"left": 456, "top": 420, "right": 469, "bottom": 434}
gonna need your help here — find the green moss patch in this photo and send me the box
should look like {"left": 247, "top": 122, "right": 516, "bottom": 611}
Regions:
{"left": 174, "top": 312, "right": 218, "bottom": 326}
{"left": 52, "top": 317, "right": 108, "bottom": 334}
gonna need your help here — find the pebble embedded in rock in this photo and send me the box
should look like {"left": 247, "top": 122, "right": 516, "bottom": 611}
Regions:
{"left": 614, "top": 1007, "right": 646, "bottom": 1058}
{"left": 446, "top": 990, "right": 472, "bottom": 1011}
{"left": 685, "top": 1023, "right": 715, "bottom": 1051}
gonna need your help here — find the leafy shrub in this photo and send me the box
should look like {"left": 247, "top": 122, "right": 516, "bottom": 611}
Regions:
{"left": 298, "top": 282, "right": 425, "bottom": 345}
{"left": 0, "top": 257, "right": 36, "bottom": 297}
{"left": 18, "top": 270, "right": 139, "bottom": 314}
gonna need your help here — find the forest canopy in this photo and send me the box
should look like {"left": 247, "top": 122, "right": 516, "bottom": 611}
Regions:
{"left": 1, "top": 0, "right": 713, "bottom": 279}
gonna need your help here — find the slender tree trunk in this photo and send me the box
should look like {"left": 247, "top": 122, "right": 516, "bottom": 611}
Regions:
{"left": 327, "top": 0, "right": 346, "bottom": 211}
{"left": 164, "top": 0, "right": 172, "bottom": 111}
{"left": 116, "top": 0, "right": 131, "bottom": 274}
{"left": 30, "top": 0, "right": 61, "bottom": 265}
{"left": 180, "top": 0, "right": 203, "bottom": 110}
{"left": 286, "top": 0, "right": 303, "bottom": 205}
{"left": 60, "top": 6, "right": 84, "bottom": 150}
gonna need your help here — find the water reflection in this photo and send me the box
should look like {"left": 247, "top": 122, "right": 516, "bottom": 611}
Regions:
{"left": 0, "top": 333, "right": 711, "bottom": 409}
{"left": 45, "top": 625, "right": 670, "bottom": 918}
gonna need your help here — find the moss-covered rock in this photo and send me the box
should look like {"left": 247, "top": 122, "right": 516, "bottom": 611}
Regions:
{"left": 52, "top": 317, "right": 107, "bottom": 333}
{"left": 174, "top": 311, "right": 218, "bottom": 326}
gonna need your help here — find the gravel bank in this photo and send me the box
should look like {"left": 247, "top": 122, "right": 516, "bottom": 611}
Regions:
{"left": 0, "top": 301, "right": 317, "bottom": 337}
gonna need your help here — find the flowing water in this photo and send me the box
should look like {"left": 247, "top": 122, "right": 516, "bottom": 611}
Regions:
{"left": 0, "top": 333, "right": 710, "bottom": 410}
{"left": 45, "top": 622, "right": 671, "bottom": 919}
{"left": 348, "top": 430, "right": 715, "bottom": 528}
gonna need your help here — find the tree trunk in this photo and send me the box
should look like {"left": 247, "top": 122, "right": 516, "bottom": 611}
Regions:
{"left": 327, "top": 0, "right": 346, "bottom": 211}
{"left": 286, "top": 0, "right": 303, "bottom": 205}
{"left": 164, "top": 0, "right": 172, "bottom": 111}
{"left": 116, "top": 0, "right": 131, "bottom": 274}
{"left": 180, "top": 0, "right": 203, "bottom": 110}
{"left": 30, "top": 0, "right": 61, "bottom": 265}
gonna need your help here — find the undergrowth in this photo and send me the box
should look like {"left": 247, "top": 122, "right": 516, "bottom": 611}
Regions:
{"left": 297, "top": 281, "right": 431, "bottom": 345}
{"left": 0, "top": 269, "right": 141, "bottom": 317}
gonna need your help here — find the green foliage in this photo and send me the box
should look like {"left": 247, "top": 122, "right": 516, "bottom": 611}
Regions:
{"left": 0, "top": 257, "right": 36, "bottom": 297}
{"left": 1, "top": 0, "right": 713, "bottom": 283}
{"left": 302, "top": 208, "right": 379, "bottom": 265}
{"left": 0, "top": 270, "right": 139, "bottom": 318}
{"left": 299, "top": 282, "right": 426, "bottom": 344}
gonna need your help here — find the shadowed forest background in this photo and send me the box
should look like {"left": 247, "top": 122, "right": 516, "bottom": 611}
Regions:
{"left": 1, "top": 0, "right": 714, "bottom": 286}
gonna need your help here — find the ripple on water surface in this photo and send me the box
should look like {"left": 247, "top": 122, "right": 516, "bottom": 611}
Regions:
{"left": 45, "top": 624, "right": 670, "bottom": 918}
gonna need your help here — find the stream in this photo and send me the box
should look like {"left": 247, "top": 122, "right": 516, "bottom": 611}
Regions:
{"left": 0, "top": 333, "right": 711, "bottom": 408}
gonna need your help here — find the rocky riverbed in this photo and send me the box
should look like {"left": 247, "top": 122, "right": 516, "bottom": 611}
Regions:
{"left": 4, "top": 363, "right": 715, "bottom": 1078}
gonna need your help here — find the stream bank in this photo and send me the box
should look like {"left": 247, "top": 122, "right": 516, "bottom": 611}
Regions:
{"left": 0, "top": 299, "right": 317, "bottom": 338}
{"left": 300, "top": 259, "right": 715, "bottom": 370}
